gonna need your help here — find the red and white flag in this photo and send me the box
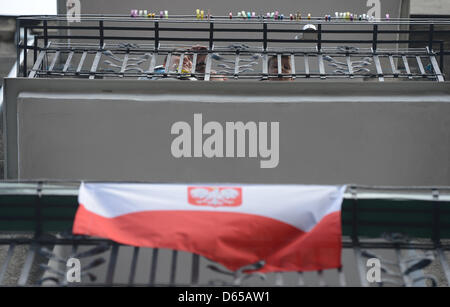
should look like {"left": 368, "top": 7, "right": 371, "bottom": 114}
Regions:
{"left": 73, "top": 183, "right": 346, "bottom": 272}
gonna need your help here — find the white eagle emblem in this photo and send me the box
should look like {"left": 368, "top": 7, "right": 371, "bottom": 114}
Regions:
{"left": 188, "top": 187, "right": 242, "bottom": 207}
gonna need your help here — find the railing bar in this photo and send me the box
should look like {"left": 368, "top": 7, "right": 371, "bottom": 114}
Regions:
{"left": 18, "top": 243, "right": 37, "bottom": 286}
{"left": 389, "top": 55, "right": 399, "bottom": 77}
{"left": 317, "top": 270, "right": 326, "bottom": 286}
{"left": 149, "top": 248, "right": 159, "bottom": 285}
{"left": 23, "top": 46, "right": 437, "bottom": 56}
{"left": 372, "top": 25, "right": 378, "bottom": 52}
{"left": 105, "top": 243, "right": 119, "bottom": 285}
{"left": 416, "top": 56, "right": 426, "bottom": 76}
{"left": 177, "top": 53, "right": 185, "bottom": 75}
{"left": 317, "top": 24, "right": 322, "bottom": 51}
{"left": 36, "top": 70, "right": 441, "bottom": 79}
{"left": 354, "top": 246, "right": 369, "bottom": 287}
{"left": 277, "top": 53, "right": 282, "bottom": 76}
{"left": 191, "top": 53, "right": 197, "bottom": 74}
{"left": 43, "top": 20, "right": 48, "bottom": 47}
{"left": 28, "top": 27, "right": 450, "bottom": 34}
{"left": 89, "top": 51, "right": 102, "bottom": 79}
{"left": 437, "top": 248, "right": 450, "bottom": 286}
{"left": 209, "top": 22, "right": 214, "bottom": 50}
{"left": 234, "top": 51, "right": 240, "bottom": 78}
{"left": 275, "top": 272, "right": 283, "bottom": 286}
{"left": 304, "top": 54, "right": 310, "bottom": 77}
{"left": 99, "top": 20, "right": 104, "bottom": 48}
{"left": 164, "top": 53, "right": 172, "bottom": 74}
{"left": 128, "top": 247, "right": 140, "bottom": 285}
{"left": 346, "top": 55, "right": 353, "bottom": 77}
{"left": 48, "top": 51, "right": 60, "bottom": 72}
{"left": 35, "top": 182, "right": 43, "bottom": 238}
{"left": 76, "top": 51, "right": 87, "bottom": 73}
{"left": 148, "top": 52, "right": 156, "bottom": 73}
{"left": 33, "top": 38, "right": 37, "bottom": 63}
{"left": 62, "top": 51, "right": 74, "bottom": 72}
{"left": 262, "top": 53, "right": 268, "bottom": 79}
{"left": 402, "top": 55, "right": 412, "bottom": 79}
{"left": 373, "top": 55, "right": 384, "bottom": 82}
{"left": 290, "top": 53, "right": 296, "bottom": 79}
{"left": 16, "top": 18, "right": 20, "bottom": 77}
{"left": 429, "top": 53, "right": 444, "bottom": 82}
{"left": 318, "top": 54, "right": 326, "bottom": 79}
{"left": 297, "top": 272, "right": 305, "bottom": 286}
{"left": 338, "top": 267, "right": 347, "bottom": 287}
{"left": 263, "top": 22, "right": 267, "bottom": 51}
{"left": 120, "top": 53, "right": 129, "bottom": 74}
{"left": 429, "top": 24, "right": 434, "bottom": 51}
{"left": 396, "top": 249, "right": 412, "bottom": 287}
{"left": 23, "top": 26, "right": 450, "bottom": 34}
{"left": 170, "top": 250, "right": 178, "bottom": 285}
{"left": 0, "top": 244, "right": 15, "bottom": 285}
{"left": 204, "top": 53, "right": 212, "bottom": 81}
{"left": 154, "top": 21, "right": 159, "bottom": 50}
{"left": 191, "top": 254, "right": 200, "bottom": 285}
{"left": 29, "top": 50, "right": 47, "bottom": 78}
{"left": 23, "top": 27, "right": 27, "bottom": 77}
{"left": 22, "top": 36, "right": 447, "bottom": 45}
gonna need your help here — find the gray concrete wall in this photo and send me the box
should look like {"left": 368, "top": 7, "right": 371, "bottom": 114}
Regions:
{"left": 411, "top": 0, "right": 450, "bottom": 16}
{"left": 4, "top": 78, "right": 450, "bottom": 185}
{"left": 59, "top": 0, "right": 404, "bottom": 18}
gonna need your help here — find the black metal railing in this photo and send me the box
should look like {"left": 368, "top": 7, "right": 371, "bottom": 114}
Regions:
{"left": 15, "top": 15, "right": 450, "bottom": 81}
{"left": 0, "top": 181, "right": 450, "bottom": 286}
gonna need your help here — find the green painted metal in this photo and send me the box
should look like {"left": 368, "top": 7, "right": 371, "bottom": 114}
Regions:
{"left": 0, "top": 186, "right": 449, "bottom": 239}
{"left": 341, "top": 198, "right": 450, "bottom": 238}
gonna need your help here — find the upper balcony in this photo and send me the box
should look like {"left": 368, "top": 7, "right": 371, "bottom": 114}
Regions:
{"left": 14, "top": 14, "right": 450, "bottom": 82}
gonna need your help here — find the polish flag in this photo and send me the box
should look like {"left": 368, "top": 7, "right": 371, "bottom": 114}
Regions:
{"left": 73, "top": 183, "right": 346, "bottom": 272}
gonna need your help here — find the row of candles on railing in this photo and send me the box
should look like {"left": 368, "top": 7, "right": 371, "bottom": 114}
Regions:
{"left": 230, "top": 11, "right": 390, "bottom": 21}
{"left": 130, "top": 10, "right": 168, "bottom": 18}
{"left": 129, "top": 9, "right": 391, "bottom": 21}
